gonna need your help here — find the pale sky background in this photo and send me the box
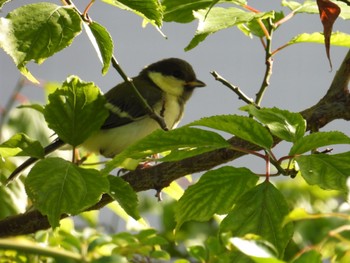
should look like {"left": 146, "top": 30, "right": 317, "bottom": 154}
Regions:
{"left": 1, "top": 1, "right": 349, "bottom": 228}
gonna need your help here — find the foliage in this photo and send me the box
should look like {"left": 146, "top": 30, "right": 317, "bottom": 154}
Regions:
{"left": 0, "top": 0, "right": 350, "bottom": 262}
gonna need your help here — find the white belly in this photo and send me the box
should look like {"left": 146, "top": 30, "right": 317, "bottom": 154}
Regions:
{"left": 82, "top": 94, "right": 183, "bottom": 158}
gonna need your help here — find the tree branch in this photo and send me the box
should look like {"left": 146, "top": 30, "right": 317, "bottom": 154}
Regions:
{"left": 1, "top": 50, "right": 350, "bottom": 238}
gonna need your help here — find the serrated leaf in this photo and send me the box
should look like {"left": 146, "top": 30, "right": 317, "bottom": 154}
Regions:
{"left": 188, "top": 115, "right": 273, "bottom": 149}
{"left": 290, "top": 131, "right": 350, "bottom": 155}
{"left": 282, "top": 0, "right": 319, "bottom": 14}
{"left": 230, "top": 238, "right": 285, "bottom": 263}
{"left": 0, "top": 133, "right": 44, "bottom": 158}
{"left": 242, "top": 105, "right": 306, "bottom": 142}
{"left": 282, "top": 0, "right": 350, "bottom": 20}
{"left": 287, "top": 32, "right": 350, "bottom": 47}
{"left": 175, "top": 166, "right": 258, "bottom": 230}
{"left": 26, "top": 158, "right": 109, "bottom": 228}
{"left": 84, "top": 21, "right": 113, "bottom": 75}
{"left": 102, "top": 0, "right": 163, "bottom": 27}
{"left": 296, "top": 152, "right": 350, "bottom": 192}
{"left": 102, "top": 127, "right": 230, "bottom": 174}
{"left": 43, "top": 76, "right": 109, "bottom": 146}
{"left": 244, "top": 11, "right": 284, "bottom": 38}
{"left": 186, "top": 7, "right": 274, "bottom": 51}
{"left": 108, "top": 175, "right": 140, "bottom": 220}
{"left": 0, "top": 3, "right": 82, "bottom": 82}
{"left": 0, "top": 160, "right": 27, "bottom": 218}
{"left": 162, "top": 0, "right": 213, "bottom": 23}
{"left": 220, "top": 181, "right": 293, "bottom": 257}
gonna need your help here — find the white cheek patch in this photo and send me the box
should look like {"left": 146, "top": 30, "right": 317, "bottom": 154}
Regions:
{"left": 148, "top": 71, "right": 185, "bottom": 97}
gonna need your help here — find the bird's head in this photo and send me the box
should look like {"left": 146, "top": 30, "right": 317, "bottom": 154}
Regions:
{"left": 141, "top": 58, "right": 206, "bottom": 100}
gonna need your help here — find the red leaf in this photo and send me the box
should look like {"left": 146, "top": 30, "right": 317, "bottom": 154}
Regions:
{"left": 316, "top": 0, "right": 341, "bottom": 69}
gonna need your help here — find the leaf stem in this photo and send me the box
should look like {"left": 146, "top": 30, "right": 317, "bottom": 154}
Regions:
{"left": 265, "top": 152, "right": 270, "bottom": 181}
{"left": 0, "top": 78, "right": 26, "bottom": 142}
{"left": 83, "top": 0, "right": 95, "bottom": 21}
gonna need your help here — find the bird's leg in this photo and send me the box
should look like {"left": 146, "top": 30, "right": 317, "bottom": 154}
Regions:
{"left": 155, "top": 188, "right": 163, "bottom": 202}
{"left": 74, "top": 149, "right": 91, "bottom": 166}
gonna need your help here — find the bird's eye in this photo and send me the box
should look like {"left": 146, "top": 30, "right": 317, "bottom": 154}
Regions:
{"left": 172, "top": 70, "right": 184, "bottom": 79}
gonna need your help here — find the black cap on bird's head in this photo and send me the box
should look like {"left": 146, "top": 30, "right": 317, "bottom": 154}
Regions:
{"left": 141, "top": 58, "right": 206, "bottom": 92}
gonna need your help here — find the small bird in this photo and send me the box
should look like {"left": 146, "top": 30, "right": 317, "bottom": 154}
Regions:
{"left": 6, "top": 58, "right": 206, "bottom": 184}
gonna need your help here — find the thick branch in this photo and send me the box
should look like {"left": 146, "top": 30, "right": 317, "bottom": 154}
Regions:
{"left": 1, "top": 51, "right": 350, "bottom": 237}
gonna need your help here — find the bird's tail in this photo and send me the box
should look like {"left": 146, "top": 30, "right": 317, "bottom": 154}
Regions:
{"left": 5, "top": 138, "right": 65, "bottom": 185}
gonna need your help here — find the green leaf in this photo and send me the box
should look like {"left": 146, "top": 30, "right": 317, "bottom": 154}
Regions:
{"left": 137, "top": 229, "right": 169, "bottom": 246}
{"left": 186, "top": 7, "right": 274, "bottom": 51}
{"left": 0, "top": 3, "right": 82, "bottom": 82}
{"left": 296, "top": 152, "right": 350, "bottom": 192}
{"left": 0, "top": 133, "right": 44, "bottom": 158}
{"left": 243, "top": 11, "right": 283, "bottom": 38}
{"left": 282, "top": 208, "right": 328, "bottom": 226}
{"left": 17, "top": 104, "right": 44, "bottom": 114}
{"left": 230, "top": 237, "right": 285, "bottom": 263}
{"left": 220, "top": 181, "right": 293, "bottom": 257}
{"left": 84, "top": 21, "right": 113, "bottom": 75}
{"left": 7, "top": 106, "right": 52, "bottom": 146}
{"left": 287, "top": 32, "right": 350, "bottom": 48}
{"left": 188, "top": 115, "right": 273, "bottom": 149}
{"left": 102, "top": 127, "right": 230, "bottom": 174}
{"left": 188, "top": 245, "right": 207, "bottom": 262}
{"left": 282, "top": 0, "right": 350, "bottom": 20}
{"left": 290, "top": 131, "right": 350, "bottom": 155}
{"left": 175, "top": 166, "right": 258, "bottom": 230}
{"left": 108, "top": 175, "right": 140, "bottom": 220}
{"left": 0, "top": 0, "right": 11, "bottom": 10}
{"left": 43, "top": 76, "right": 109, "bottom": 147}
{"left": 162, "top": 0, "right": 213, "bottom": 23}
{"left": 242, "top": 105, "right": 306, "bottom": 142}
{"left": 0, "top": 160, "right": 27, "bottom": 219}
{"left": 26, "top": 158, "right": 109, "bottom": 228}
{"left": 281, "top": 0, "right": 318, "bottom": 14}
{"left": 102, "top": 0, "right": 163, "bottom": 27}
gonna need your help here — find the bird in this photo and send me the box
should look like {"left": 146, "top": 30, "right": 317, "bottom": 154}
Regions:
{"left": 5, "top": 58, "right": 206, "bottom": 184}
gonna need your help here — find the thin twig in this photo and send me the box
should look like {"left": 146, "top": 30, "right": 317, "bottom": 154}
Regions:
{"left": 255, "top": 19, "right": 274, "bottom": 106}
{"left": 210, "top": 71, "right": 258, "bottom": 106}
{"left": 111, "top": 56, "right": 168, "bottom": 130}
{"left": 0, "top": 78, "right": 26, "bottom": 142}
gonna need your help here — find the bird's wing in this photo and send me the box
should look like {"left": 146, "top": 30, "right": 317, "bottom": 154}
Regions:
{"left": 101, "top": 77, "right": 163, "bottom": 129}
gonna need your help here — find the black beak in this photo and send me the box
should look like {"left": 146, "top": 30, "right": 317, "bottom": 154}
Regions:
{"left": 186, "top": 79, "right": 206, "bottom": 88}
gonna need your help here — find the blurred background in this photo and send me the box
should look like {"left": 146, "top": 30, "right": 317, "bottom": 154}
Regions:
{"left": 1, "top": 1, "right": 349, "bottom": 230}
